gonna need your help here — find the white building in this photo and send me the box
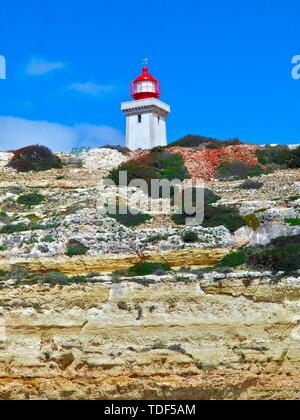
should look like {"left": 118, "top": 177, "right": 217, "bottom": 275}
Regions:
{"left": 121, "top": 66, "right": 170, "bottom": 150}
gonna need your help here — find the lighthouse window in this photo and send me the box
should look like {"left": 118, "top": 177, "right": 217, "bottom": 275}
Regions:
{"left": 138, "top": 115, "right": 142, "bottom": 123}
{"left": 136, "top": 81, "right": 156, "bottom": 93}
{"left": 158, "top": 116, "right": 160, "bottom": 123}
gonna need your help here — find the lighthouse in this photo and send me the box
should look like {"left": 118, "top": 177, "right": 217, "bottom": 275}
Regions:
{"left": 121, "top": 65, "right": 170, "bottom": 150}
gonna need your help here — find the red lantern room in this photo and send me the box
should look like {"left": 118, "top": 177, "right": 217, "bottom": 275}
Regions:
{"left": 130, "top": 66, "right": 160, "bottom": 101}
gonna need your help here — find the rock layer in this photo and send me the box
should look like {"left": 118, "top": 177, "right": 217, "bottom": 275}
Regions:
{"left": 0, "top": 275, "right": 299, "bottom": 400}
{"left": 0, "top": 248, "right": 229, "bottom": 275}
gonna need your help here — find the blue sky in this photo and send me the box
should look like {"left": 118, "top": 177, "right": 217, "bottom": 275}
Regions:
{"left": 1, "top": 0, "right": 300, "bottom": 151}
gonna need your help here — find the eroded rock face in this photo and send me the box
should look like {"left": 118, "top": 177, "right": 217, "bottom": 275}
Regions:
{"left": 0, "top": 275, "right": 299, "bottom": 400}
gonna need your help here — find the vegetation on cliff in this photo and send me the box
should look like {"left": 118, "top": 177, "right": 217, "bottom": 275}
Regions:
{"left": 256, "top": 145, "right": 300, "bottom": 169}
{"left": 108, "top": 204, "right": 152, "bottom": 227}
{"left": 240, "top": 179, "right": 264, "bottom": 190}
{"left": 17, "top": 193, "right": 45, "bottom": 207}
{"left": 248, "top": 235, "right": 300, "bottom": 273}
{"left": 8, "top": 145, "right": 62, "bottom": 172}
{"left": 108, "top": 150, "right": 190, "bottom": 189}
{"left": 219, "top": 235, "right": 300, "bottom": 274}
{"left": 167, "top": 135, "right": 243, "bottom": 149}
{"left": 66, "top": 240, "right": 89, "bottom": 257}
{"left": 217, "top": 160, "right": 267, "bottom": 180}
{"left": 113, "top": 261, "right": 171, "bottom": 278}
{"left": 172, "top": 187, "right": 245, "bottom": 233}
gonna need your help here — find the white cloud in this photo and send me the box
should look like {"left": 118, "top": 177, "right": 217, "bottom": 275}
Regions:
{"left": 26, "top": 57, "right": 66, "bottom": 76}
{"left": 74, "top": 124, "right": 124, "bottom": 148}
{"left": 68, "top": 82, "right": 116, "bottom": 96}
{"left": 0, "top": 116, "right": 125, "bottom": 153}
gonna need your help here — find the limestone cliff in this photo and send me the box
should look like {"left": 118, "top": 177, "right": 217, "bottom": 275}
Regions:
{"left": 0, "top": 274, "right": 299, "bottom": 400}
{"left": 0, "top": 160, "right": 300, "bottom": 400}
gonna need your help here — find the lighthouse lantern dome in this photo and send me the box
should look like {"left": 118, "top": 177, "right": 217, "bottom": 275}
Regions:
{"left": 130, "top": 66, "right": 160, "bottom": 100}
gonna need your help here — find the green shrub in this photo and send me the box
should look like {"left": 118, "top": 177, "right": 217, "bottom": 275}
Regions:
{"left": 182, "top": 231, "right": 199, "bottom": 243}
{"left": 0, "top": 245, "right": 8, "bottom": 252}
{"left": 204, "top": 189, "right": 221, "bottom": 204}
{"left": 240, "top": 180, "right": 263, "bottom": 190}
{"left": 202, "top": 205, "right": 245, "bottom": 233}
{"left": 167, "top": 135, "right": 242, "bottom": 149}
{"left": 126, "top": 262, "right": 171, "bottom": 277}
{"left": 0, "top": 222, "right": 44, "bottom": 234}
{"left": 66, "top": 240, "right": 89, "bottom": 257}
{"left": 173, "top": 203, "right": 244, "bottom": 233}
{"left": 23, "top": 234, "right": 39, "bottom": 245}
{"left": 218, "top": 235, "right": 300, "bottom": 273}
{"left": 217, "top": 161, "right": 266, "bottom": 180}
{"left": 17, "top": 193, "right": 44, "bottom": 207}
{"left": 290, "top": 146, "right": 300, "bottom": 167}
{"left": 247, "top": 235, "right": 300, "bottom": 273}
{"left": 151, "top": 146, "right": 166, "bottom": 153}
{"left": 8, "top": 145, "right": 62, "bottom": 172}
{"left": 108, "top": 151, "right": 190, "bottom": 193}
{"left": 289, "top": 195, "right": 300, "bottom": 202}
{"left": 159, "top": 153, "right": 190, "bottom": 181}
{"left": 0, "top": 212, "right": 9, "bottom": 223}
{"left": 42, "top": 235, "right": 56, "bottom": 243}
{"left": 257, "top": 145, "right": 300, "bottom": 169}
{"left": 171, "top": 187, "right": 244, "bottom": 232}
{"left": 148, "top": 234, "right": 169, "bottom": 243}
{"left": 108, "top": 205, "right": 151, "bottom": 227}
{"left": 218, "top": 249, "right": 246, "bottom": 268}
{"left": 256, "top": 145, "right": 292, "bottom": 167}
{"left": 25, "top": 271, "right": 87, "bottom": 286}
{"left": 286, "top": 218, "right": 300, "bottom": 226}
{"left": 244, "top": 214, "right": 261, "bottom": 231}
{"left": 109, "top": 160, "right": 157, "bottom": 187}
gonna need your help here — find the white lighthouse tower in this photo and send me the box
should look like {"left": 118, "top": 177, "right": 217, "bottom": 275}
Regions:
{"left": 121, "top": 64, "right": 170, "bottom": 150}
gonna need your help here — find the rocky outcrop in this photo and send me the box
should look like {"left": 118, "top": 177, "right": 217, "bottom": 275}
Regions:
{"left": 250, "top": 222, "right": 300, "bottom": 246}
{"left": 0, "top": 275, "right": 299, "bottom": 400}
{"left": 80, "top": 148, "right": 127, "bottom": 172}
{"left": 235, "top": 222, "right": 300, "bottom": 247}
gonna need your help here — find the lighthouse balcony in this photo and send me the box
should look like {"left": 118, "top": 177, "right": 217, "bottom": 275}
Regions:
{"left": 121, "top": 97, "right": 170, "bottom": 117}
